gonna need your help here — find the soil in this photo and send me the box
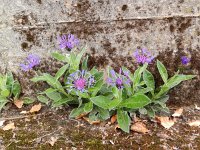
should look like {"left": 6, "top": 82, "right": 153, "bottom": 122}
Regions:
{"left": 0, "top": 103, "right": 199, "bottom": 150}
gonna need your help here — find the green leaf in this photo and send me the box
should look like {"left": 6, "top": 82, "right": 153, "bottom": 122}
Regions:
{"left": 41, "top": 88, "right": 58, "bottom": 94}
{"left": 137, "top": 87, "right": 153, "bottom": 94}
{"left": 90, "top": 96, "right": 121, "bottom": 110}
{"left": 167, "top": 74, "right": 196, "bottom": 89}
{"left": 0, "top": 101, "right": 8, "bottom": 111}
{"left": 90, "top": 67, "right": 98, "bottom": 75}
{"left": 1, "top": 89, "right": 10, "bottom": 97}
{"left": 112, "top": 87, "right": 119, "bottom": 98}
{"left": 96, "top": 107, "right": 110, "bottom": 120}
{"left": 90, "top": 79, "right": 104, "bottom": 97}
{"left": 52, "top": 98, "right": 71, "bottom": 107}
{"left": 117, "top": 109, "right": 131, "bottom": 133}
{"left": 90, "top": 96, "right": 111, "bottom": 109}
{"left": 155, "top": 95, "right": 169, "bottom": 103}
{"left": 46, "top": 91, "right": 62, "bottom": 101}
{"left": 6, "top": 72, "right": 14, "bottom": 88}
{"left": 139, "top": 108, "right": 147, "bottom": 115}
{"left": 12, "top": 81, "right": 21, "bottom": 98}
{"left": 132, "top": 63, "right": 147, "bottom": 86}
{"left": 157, "top": 60, "right": 168, "bottom": 83}
{"left": 31, "top": 74, "right": 62, "bottom": 89}
{"left": 84, "top": 101, "right": 93, "bottom": 113}
{"left": 143, "top": 70, "right": 155, "bottom": 91}
{"left": 119, "top": 94, "right": 151, "bottom": 109}
{"left": 154, "top": 86, "right": 169, "bottom": 99}
{"left": 75, "top": 48, "right": 86, "bottom": 66}
{"left": 37, "top": 95, "right": 49, "bottom": 105}
{"left": 108, "top": 98, "right": 122, "bottom": 110}
{"left": 0, "top": 96, "right": 8, "bottom": 102}
{"left": 23, "top": 97, "right": 35, "bottom": 104}
{"left": 82, "top": 55, "right": 88, "bottom": 70}
{"left": 69, "top": 106, "right": 85, "bottom": 118}
{"left": 52, "top": 52, "right": 69, "bottom": 62}
{"left": 146, "top": 107, "right": 155, "bottom": 118}
{"left": 55, "top": 64, "right": 68, "bottom": 80}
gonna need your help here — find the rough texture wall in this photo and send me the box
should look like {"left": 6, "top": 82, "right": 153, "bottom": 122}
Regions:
{"left": 0, "top": 0, "right": 199, "bottom": 105}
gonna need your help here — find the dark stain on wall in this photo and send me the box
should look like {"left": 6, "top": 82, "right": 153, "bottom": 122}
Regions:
{"left": 169, "top": 25, "right": 175, "bottom": 32}
{"left": 121, "top": 5, "right": 128, "bottom": 11}
{"left": 21, "top": 42, "right": 29, "bottom": 51}
{"left": 36, "top": 0, "right": 42, "bottom": 4}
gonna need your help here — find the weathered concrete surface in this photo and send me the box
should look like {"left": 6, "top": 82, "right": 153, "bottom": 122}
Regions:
{"left": 0, "top": 0, "right": 200, "bottom": 104}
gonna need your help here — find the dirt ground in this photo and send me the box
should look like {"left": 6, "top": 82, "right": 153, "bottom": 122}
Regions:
{"left": 0, "top": 102, "right": 199, "bottom": 150}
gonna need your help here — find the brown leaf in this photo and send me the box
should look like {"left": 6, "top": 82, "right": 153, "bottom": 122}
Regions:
{"left": 3, "top": 123, "right": 15, "bottom": 131}
{"left": 188, "top": 120, "right": 200, "bottom": 127}
{"left": 115, "top": 124, "right": 120, "bottom": 130}
{"left": 75, "top": 113, "right": 89, "bottom": 119}
{"left": 82, "top": 117, "right": 100, "bottom": 125}
{"left": 29, "top": 103, "right": 42, "bottom": 113}
{"left": 131, "top": 122, "right": 149, "bottom": 134}
{"left": 111, "top": 115, "right": 117, "bottom": 124}
{"left": 156, "top": 116, "right": 175, "bottom": 129}
{"left": 0, "top": 120, "right": 5, "bottom": 127}
{"left": 14, "top": 100, "right": 23, "bottom": 109}
{"left": 48, "top": 136, "right": 58, "bottom": 146}
{"left": 20, "top": 110, "right": 28, "bottom": 114}
{"left": 195, "top": 104, "right": 200, "bottom": 110}
{"left": 172, "top": 108, "right": 183, "bottom": 117}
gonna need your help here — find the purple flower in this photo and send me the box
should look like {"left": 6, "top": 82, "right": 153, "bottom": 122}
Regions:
{"left": 66, "top": 70, "right": 95, "bottom": 93}
{"left": 57, "top": 34, "right": 79, "bottom": 50}
{"left": 106, "top": 68, "right": 131, "bottom": 89}
{"left": 133, "top": 48, "right": 154, "bottom": 64}
{"left": 181, "top": 56, "right": 190, "bottom": 65}
{"left": 20, "top": 54, "right": 40, "bottom": 71}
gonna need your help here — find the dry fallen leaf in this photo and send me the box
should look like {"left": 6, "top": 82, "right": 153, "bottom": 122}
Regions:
{"left": 131, "top": 122, "right": 149, "bottom": 134}
{"left": 76, "top": 113, "right": 89, "bottom": 119}
{"left": 188, "top": 120, "right": 200, "bottom": 127}
{"left": 111, "top": 115, "right": 117, "bottom": 124}
{"left": 20, "top": 110, "right": 28, "bottom": 114}
{"left": 156, "top": 116, "right": 176, "bottom": 129}
{"left": 195, "top": 104, "right": 200, "bottom": 110}
{"left": 14, "top": 99, "right": 23, "bottom": 109}
{"left": 115, "top": 124, "right": 120, "bottom": 130}
{"left": 3, "top": 123, "right": 15, "bottom": 131}
{"left": 82, "top": 117, "right": 101, "bottom": 125}
{"left": 29, "top": 103, "right": 42, "bottom": 113}
{"left": 48, "top": 136, "right": 58, "bottom": 146}
{"left": 172, "top": 108, "right": 183, "bottom": 117}
{"left": 0, "top": 120, "right": 5, "bottom": 127}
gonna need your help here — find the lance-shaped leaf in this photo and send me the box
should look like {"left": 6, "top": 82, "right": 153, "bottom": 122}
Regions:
{"left": 117, "top": 109, "right": 131, "bottom": 133}
{"left": 157, "top": 60, "right": 168, "bottom": 83}
{"left": 119, "top": 94, "right": 151, "bottom": 109}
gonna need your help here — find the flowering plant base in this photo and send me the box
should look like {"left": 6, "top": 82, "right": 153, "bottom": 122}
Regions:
{"left": 29, "top": 38, "right": 195, "bottom": 133}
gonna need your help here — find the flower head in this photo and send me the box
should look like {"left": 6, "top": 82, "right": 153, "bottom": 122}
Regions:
{"left": 58, "top": 34, "right": 79, "bottom": 50}
{"left": 106, "top": 68, "right": 131, "bottom": 89}
{"left": 20, "top": 54, "right": 40, "bottom": 71}
{"left": 133, "top": 48, "right": 154, "bottom": 64}
{"left": 181, "top": 56, "right": 190, "bottom": 65}
{"left": 66, "top": 70, "right": 95, "bottom": 93}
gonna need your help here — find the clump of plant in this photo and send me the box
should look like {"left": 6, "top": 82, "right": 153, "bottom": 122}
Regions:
{"left": 31, "top": 35, "right": 196, "bottom": 133}
{"left": 0, "top": 72, "right": 21, "bottom": 111}
{"left": 31, "top": 34, "right": 104, "bottom": 109}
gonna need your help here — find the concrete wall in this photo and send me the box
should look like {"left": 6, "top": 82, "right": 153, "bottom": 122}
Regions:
{"left": 0, "top": 0, "right": 199, "bottom": 104}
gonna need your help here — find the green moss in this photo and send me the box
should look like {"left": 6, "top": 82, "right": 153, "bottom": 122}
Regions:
{"left": 85, "top": 138, "right": 105, "bottom": 149}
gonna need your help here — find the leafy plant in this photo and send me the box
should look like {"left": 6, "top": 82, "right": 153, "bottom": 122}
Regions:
{"left": 0, "top": 72, "right": 21, "bottom": 111}
{"left": 31, "top": 42, "right": 196, "bottom": 133}
{"left": 31, "top": 48, "right": 104, "bottom": 109}
{"left": 88, "top": 61, "right": 196, "bottom": 132}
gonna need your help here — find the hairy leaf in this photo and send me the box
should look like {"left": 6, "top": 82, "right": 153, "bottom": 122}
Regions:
{"left": 117, "top": 109, "right": 131, "bottom": 133}
{"left": 157, "top": 60, "right": 168, "bottom": 83}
